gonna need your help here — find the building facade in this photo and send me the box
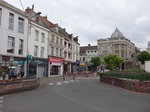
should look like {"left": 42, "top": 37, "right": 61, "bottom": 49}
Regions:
{"left": 97, "top": 28, "right": 137, "bottom": 69}
{"left": 0, "top": 0, "right": 28, "bottom": 78}
{"left": 80, "top": 44, "right": 98, "bottom": 71}
{"left": 25, "top": 7, "right": 49, "bottom": 78}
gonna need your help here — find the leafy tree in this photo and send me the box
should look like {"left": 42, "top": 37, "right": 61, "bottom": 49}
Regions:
{"left": 104, "top": 54, "right": 124, "bottom": 70}
{"left": 91, "top": 56, "right": 101, "bottom": 68}
{"left": 137, "top": 51, "right": 150, "bottom": 64}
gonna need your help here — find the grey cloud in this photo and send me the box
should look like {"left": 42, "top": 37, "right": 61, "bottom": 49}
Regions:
{"left": 5, "top": 0, "right": 150, "bottom": 48}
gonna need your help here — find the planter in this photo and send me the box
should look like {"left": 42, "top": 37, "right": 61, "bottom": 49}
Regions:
{"left": 100, "top": 76, "right": 150, "bottom": 93}
{"left": 0, "top": 78, "right": 40, "bottom": 95}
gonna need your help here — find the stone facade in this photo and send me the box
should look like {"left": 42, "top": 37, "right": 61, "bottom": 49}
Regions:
{"left": 80, "top": 44, "right": 98, "bottom": 71}
{"left": 97, "top": 28, "right": 137, "bottom": 69}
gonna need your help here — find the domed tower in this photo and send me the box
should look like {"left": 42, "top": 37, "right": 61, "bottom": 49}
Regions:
{"left": 111, "top": 28, "right": 125, "bottom": 38}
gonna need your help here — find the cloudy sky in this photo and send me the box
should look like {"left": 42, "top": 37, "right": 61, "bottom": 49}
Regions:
{"left": 5, "top": 0, "right": 150, "bottom": 49}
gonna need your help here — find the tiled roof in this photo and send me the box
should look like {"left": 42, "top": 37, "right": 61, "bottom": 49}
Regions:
{"left": 80, "top": 46, "right": 97, "bottom": 53}
{"left": 39, "top": 16, "right": 57, "bottom": 28}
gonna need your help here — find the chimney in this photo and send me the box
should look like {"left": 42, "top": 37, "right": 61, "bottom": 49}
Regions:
{"left": 43, "top": 15, "right": 47, "bottom": 19}
{"left": 88, "top": 44, "right": 91, "bottom": 46}
{"left": 32, "top": 5, "right": 34, "bottom": 10}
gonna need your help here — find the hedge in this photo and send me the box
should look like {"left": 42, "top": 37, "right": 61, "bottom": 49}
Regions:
{"left": 98, "top": 72, "right": 150, "bottom": 81}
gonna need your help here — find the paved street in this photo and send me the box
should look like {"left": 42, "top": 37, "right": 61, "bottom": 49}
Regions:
{"left": 3, "top": 78, "right": 150, "bottom": 112}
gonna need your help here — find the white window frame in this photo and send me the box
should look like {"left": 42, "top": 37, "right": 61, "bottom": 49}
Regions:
{"left": 41, "top": 33, "right": 45, "bottom": 43}
{"left": 19, "top": 39, "right": 23, "bottom": 55}
{"left": 35, "top": 30, "right": 39, "bottom": 41}
{"left": 18, "top": 17, "right": 24, "bottom": 33}
{"left": 7, "top": 36, "right": 15, "bottom": 53}
{"left": 34, "top": 45, "right": 38, "bottom": 56}
{"left": 8, "top": 13, "right": 14, "bottom": 30}
{"left": 40, "top": 47, "right": 44, "bottom": 58}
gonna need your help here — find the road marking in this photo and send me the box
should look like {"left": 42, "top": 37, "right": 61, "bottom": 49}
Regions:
{"left": 63, "top": 81, "right": 69, "bottom": 84}
{"left": 0, "top": 96, "right": 3, "bottom": 112}
{"left": 70, "top": 80, "right": 75, "bottom": 83}
{"left": 57, "top": 82, "right": 62, "bottom": 85}
{"left": 48, "top": 83, "right": 54, "bottom": 86}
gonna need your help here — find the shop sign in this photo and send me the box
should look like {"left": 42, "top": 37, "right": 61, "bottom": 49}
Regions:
{"left": 49, "top": 57, "right": 63, "bottom": 64}
{"left": 27, "top": 55, "right": 32, "bottom": 60}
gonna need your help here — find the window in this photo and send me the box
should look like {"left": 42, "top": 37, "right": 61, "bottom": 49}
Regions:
{"left": 34, "top": 45, "right": 38, "bottom": 56}
{"left": 8, "top": 13, "right": 14, "bottom": 30}
{"left": 56, "top": 37, "right": 59, "bottom": 44}
{"left": 0, "top": 8, "right": 2, "bottom": 26}
{"left": 56, "top": 48, "right": 58, "bottom": 56}
{"left": 60, "top": 39, "right": 62, "bottom": 45}
{"left": 60, "top": 49, "right": 62, "bottom": 57}
{"left": 51, "top": 47, "right": 54, "bottom": 56}
{"left": 18, "top": 17, "right": 24, "bottom": 33}
{"left": 19, "top": 39, "right": 23, "bottom": 55}
{"left": 41, "top": 33, "right": 45, "bottom": 43}
{"left": 52, "top": 35, "right": 54, "bottom": 43}
{"left": 87, "top": 51, "right": 89, "bottom": 53}
{"left": 35, "top": 30, "right": 39, "bottom": 41}
{"left": 40, "top": 47, "right": 44, "bottom": 58}
{"left": 7, "top": 36, "right": 15, "bottom": 53}
{"left": 64, "top": 52, "right": 67, "bottom": 58}
{"left": 83, "top": 57, "right": 85, "bottom": 61}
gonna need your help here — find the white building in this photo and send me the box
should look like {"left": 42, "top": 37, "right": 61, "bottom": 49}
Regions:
{"left": 25, "top": 7, "right": 49, "bottom": 78}
{"left": 0, "top": 0, "right": 28, "bottom": 77}
{"left": 80, "top": 44, "right": 98, "bottom": 71}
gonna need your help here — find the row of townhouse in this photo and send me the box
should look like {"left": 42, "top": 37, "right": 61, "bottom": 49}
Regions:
{"left": 0, "top": 1, "right": 80, "bottom": 79}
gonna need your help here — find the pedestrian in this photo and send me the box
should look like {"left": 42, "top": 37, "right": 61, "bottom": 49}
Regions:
{"left": 20, "top": 71, "right": 24, "bottom": 78}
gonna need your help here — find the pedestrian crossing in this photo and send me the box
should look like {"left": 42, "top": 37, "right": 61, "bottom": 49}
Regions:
{"left": 47, "top": 80, "right": 79, "bottom": 86}
{"left": 0, "top": 96, "right": 3, "bottom": 112}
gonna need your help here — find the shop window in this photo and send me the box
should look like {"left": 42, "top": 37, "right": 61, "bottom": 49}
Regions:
{"left": 7, "top": 36, "right": 15, "bottom": 53}
{"left": 35, "top": 30, "right": 39, "bottom": 41}
{"left": 8, "top": 13, "right": 14, "bottom": 30}
{"left": 34, "top": 45, "right": 38, "bottom": 56}
{"left": 40, "top": 47, "right": 44, "bottom": 58}
{"left": 19, "top": 39, "right": 23, "bottom": 55}
{"left": 18, "top": 17, "right": 24, "bottom": 33}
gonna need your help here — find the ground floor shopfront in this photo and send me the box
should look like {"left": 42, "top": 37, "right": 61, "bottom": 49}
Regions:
{"left": 48, "top": 57, "right": 63, "bottom": 76}
{"left": 28, "top": 57, "right": 48, "bottom": 78}
{"left": 0, "top": 55, "right": 26, "bottom": 80}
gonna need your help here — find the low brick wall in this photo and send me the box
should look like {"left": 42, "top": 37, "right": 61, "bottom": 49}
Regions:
{"left": 0, "top": 79, "right": 40, "bottom": 95}
{"left": 100, "top": 76, "right": 150, "bottom": 93}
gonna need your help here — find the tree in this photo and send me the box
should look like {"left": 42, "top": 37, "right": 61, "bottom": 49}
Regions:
{"left": 137, "top": 51, "right": 150, "bottom": 64}
{"left": 104, "top": 54, "right": 124, "bottom": 70}
{"left": 90, "top": 56, "right": 101, "bottom": 70}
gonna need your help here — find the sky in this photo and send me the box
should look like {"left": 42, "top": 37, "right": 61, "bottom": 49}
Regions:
{"left": 4, "top": 0, "right": 150, "bottom": 49}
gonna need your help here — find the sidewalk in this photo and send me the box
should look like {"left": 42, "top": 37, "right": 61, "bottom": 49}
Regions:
{"left": 40, "top": 72, "right": 98, "bottom": 85}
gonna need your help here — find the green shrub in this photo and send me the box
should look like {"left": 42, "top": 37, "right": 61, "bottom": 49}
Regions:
{"left": 98, "top": 72, "right": 150, "bottom": 81}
